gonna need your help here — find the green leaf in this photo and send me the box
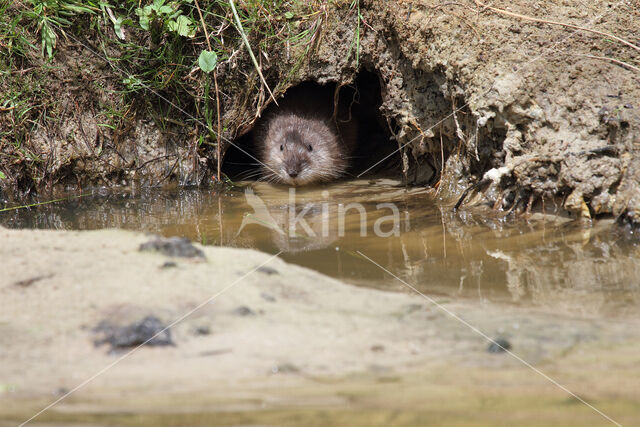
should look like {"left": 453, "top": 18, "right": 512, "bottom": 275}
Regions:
{"left": 198, "top": 50, "right": 217, "bottom": 73}
{"left": 136, "top": 6, "right": 152, "bottom": 30}
{"left": 42, "top": 25, "right": 56, "bottom": 59}
{"left": 0, "top": 171, "right": 6, "bottom": 180}
{"left": 168, "top": 15, "right": 195, "bottom": 38}
{"left": 136, "top": 5, "right": 152, "bottom": 18}
{"left": 139, "top": 16, "right": 150, "bottom": 30}
{"left": 113, "top": 17, "right": 124, "bottom": 39}
{"left": 168, "top": 10, "right": 182, "bottom": 20}
{"left": 61, "top": 4, "right": 95, "bottom": 14}
{"left": 284, "top": 11, "right": 294, "bottom": 20}
{"left": 123, "top": 76, "right": 143, "bottom": 90}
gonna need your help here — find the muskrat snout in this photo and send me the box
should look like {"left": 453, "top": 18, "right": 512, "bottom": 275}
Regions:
{"left": 284, "top": 157, "right": 305, "bottom": 179}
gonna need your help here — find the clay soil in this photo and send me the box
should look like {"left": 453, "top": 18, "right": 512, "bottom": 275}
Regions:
{"left": 1, "top": 0, "right": 639, "bottom": 225}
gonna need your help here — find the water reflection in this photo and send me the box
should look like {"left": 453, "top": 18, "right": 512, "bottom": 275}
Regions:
{"left": 2, "top": 180, "right": 638, "bottom": 317}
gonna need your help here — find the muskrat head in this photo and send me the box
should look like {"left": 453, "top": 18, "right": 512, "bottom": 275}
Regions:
{"left": 260, "top": 114, "right": 348, "bottom": 186}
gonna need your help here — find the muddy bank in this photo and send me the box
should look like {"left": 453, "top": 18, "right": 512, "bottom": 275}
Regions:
{"left": 2, "top": 1, "right": 639, "bottom": 225}
{"left": 1, "top": 226, "right": 639, "bottom": 425}
{"left": 3, "top": 181, "right": 640, "bottom": 316}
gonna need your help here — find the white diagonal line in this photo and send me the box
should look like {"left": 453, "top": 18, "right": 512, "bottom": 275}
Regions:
{"left": 356, "top": 250, "right": 622, "bottom": 427}
{"left": 20, "top": 250, "right": 283, "bottom": 426}
{"left": 60, "top": 32, "right": 279, "bottom": 178}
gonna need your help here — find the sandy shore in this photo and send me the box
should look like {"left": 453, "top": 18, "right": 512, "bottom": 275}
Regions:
{"left": 1, "top": 226, "right": 639, "bottom": 426}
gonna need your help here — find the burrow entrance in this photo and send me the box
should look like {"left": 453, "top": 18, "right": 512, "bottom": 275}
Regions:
{"left": 222, "top": 67, "right": 505, "bottom": 190}
{"left": 222, "top": 70, "right": 403, "bottom": 184}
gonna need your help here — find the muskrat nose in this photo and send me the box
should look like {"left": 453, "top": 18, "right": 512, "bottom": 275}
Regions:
{"left": 287, "top": 170, "right": 299, "bottom": 178}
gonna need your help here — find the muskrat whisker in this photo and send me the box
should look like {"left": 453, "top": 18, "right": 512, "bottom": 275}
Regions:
{"left": 243, "top": 169, "right": 265, "bottom": 177}
{"left": 225, "top": 162, "right": 264, "bottom": 166}
{"left": 235, "top": 170, "right": 264, "bottom": 181}
{"left": 252, "top": 84, "right": 358, "bottom": 186}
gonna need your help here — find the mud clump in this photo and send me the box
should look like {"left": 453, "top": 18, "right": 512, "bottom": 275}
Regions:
{"left": 233, "top": 306, "right": 257, "bottom": 317}
{"left": 487, "top": 338, "right": 512, "bottom": 354}
{"left": 93, "top": 316, "right": 174, "bottom": 352}
{"left": 257, "top": 266, "right": 279, "bottom": 275}
{"left": 13, "top": 274, "right": 54, "bottom": 288}
{"left": 139, "top": 236, "right": 206, "bottom": 259}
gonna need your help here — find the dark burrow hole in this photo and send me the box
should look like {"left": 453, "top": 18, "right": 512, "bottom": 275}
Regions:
{"left": 222, "top": 70, "right": 402, "bottom": 184}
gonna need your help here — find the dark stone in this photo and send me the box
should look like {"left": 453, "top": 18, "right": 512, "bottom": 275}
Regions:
{"left": 14, "top": 274, "right": 54, "bottom": 287}
{"left": 139, "top": 236, "right": 205, "bottom": 259}
{"left": 261, "top": 292, "right": 276, "bottom": 302}
{"left": 160, "top": 261, "right": 177, "bottom": 269}
{"left": 55, "top": 387, "right": 70, "bottom": 396}
{"left": 487, "top": 338, "right": 511, "bottom": 353}
{"left": 194, "top": 326, "right": 211, "bottom": 335}
{"left": 233, "top": 306, "right": 256, "bottom": 316}
{"left": 257, "top": 266, "right": 279, "bottom": 275}
{"left": 370, "top": 344, "right": 385, "bottom": 352}
{"left": 94, "top": 316, "right": 174, "bottom": 351}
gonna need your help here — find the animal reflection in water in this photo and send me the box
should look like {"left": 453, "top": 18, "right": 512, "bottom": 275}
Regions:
{"left": 237, "top": 188, "right": 338, "bottom": 253}
{"left": 236, "top": 187, "right": 401, "bottom": 254}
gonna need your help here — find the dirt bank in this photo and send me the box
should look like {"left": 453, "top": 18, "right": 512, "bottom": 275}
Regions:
{"left": 1, "top": 1, "right": 639, "bottom": 225}
{"left": 1, "top": 227, "right": 639, "bottom": 425}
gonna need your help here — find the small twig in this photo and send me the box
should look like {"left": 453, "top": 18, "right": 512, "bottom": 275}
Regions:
{"left": 525, "top": 193, "right": 535, "bottom": 216}
{"left": 194, "top": 0, "right": 211, "bottom": 51}
{"left": 576, "top": 54, "right": 640, "bottom": 73}
{"left": 474, "top": 0, "right": 640, "bottom": 54}
{"left": 422, "top": 1, "right": 480, "bottom": 25}
{"left": 136, "top": 155, "right": 174, "bottom": 171}
{"left": 434, "top": 126, "right": 446, "bottom": 197}
{"left": 228, "top": 0, "right": 278, "bottom": 105}
{"left": 450, "top": 94, "right": 475, "bottom": 160}
{"left": 164, "top": 117, "right": 188, "bottom": 127}
{"left": 213, "top": 70, "right": 222, "bottom": 181}
{"left": 156, "top": 157, "right": 181, "bottom": 186}
{"left": 194, "top": 0, "right": 224, "bottom": 181}
{"left": 439, "top": 125, "right": 445, "bottom": 172}
{"left": 453, "top": 178, "right": 491, "bottom": 211}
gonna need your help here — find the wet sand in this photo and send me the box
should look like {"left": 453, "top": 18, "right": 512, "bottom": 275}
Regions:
{"left": 1, "top": 226, "right": 639, "bottom": 425}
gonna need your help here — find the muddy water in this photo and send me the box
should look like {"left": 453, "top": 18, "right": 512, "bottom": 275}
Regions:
{"left": 2, "top": 179, "right": 639, "bottom": 317}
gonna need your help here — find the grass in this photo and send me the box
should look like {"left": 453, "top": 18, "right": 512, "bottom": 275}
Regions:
{"left": 348, "top": 0, "right": 361, "bottom": 68}
{"left": 0, "top": 0, "right": 338, "bottom": 195}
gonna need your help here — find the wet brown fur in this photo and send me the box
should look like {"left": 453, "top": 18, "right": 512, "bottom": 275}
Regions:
{"left": 254, "top": 83, "right": 358, "bottom": 186}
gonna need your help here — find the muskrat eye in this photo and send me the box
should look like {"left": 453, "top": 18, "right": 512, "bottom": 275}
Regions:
{"left": 280, "top": 144, "right": 284, "bottom": 151}
{"left": 307, "top": 144, "right": 313, "bottom": 152}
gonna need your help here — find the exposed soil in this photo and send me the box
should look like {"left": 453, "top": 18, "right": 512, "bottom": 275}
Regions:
{"left": 1, "top": 1, "right": 639, "bottom": 225}
{"left": 1, "top": 227, "right": 640, "bottom": 425}
{"left": 3, "top": 3, "right": 640, "bottom": 423}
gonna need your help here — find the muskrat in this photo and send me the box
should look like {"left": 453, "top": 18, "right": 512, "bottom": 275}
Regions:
{"left": 254, "top": 83, "right": 358, "bottom": 186}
